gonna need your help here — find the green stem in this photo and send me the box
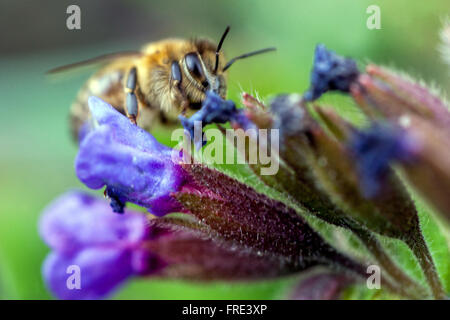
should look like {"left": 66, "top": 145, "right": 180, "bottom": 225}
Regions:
{"left": 406, "top": 233, "right": 446, "bottom": 299}
{"left": 355, "top": 229, "right": 428, "bottom": 299}
{"left": 381, "top": 276, "right": 420, "bottom": 300}
{"left": 325, "top": 247, "right": 420, "bottom": 299}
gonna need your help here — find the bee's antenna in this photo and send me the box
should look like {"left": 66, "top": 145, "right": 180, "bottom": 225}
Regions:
{"left": 214, "top": 26, "right": 230, "bottom": 73}
{"left": 223, "top": 47, "right": 276, "bottom": 72}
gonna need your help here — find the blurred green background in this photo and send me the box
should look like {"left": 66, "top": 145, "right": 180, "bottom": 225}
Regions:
{"left": 0, "top": 0, "right": 449, "bottom": 299}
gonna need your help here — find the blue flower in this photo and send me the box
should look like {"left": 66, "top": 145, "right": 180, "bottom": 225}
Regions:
{"left": 179, "top": 91, "right": 254, "bottom": 148}
{"left": 349, "top": 123, "right": 418, "bottom": 198}
{"left": 304, "top": 44, "right": 359, "bottom": 101}
{"left": 75, "top": 97, "right": 190, "bottom": 216}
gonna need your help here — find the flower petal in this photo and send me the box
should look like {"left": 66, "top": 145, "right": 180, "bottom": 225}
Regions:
{"left": 179, "top": 91, "right": 245, "bottom": 149}
{"left": 42, "top": 249, "right": 133, "bottom": 300}
{"left": 304, "top": 44, "right": 359, "bottom": 101}
{"left": 39, "top": 191, "right": 149, "bottom": 254}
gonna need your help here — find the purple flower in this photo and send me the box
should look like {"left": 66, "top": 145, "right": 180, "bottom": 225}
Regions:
{"left": 349, "top": 123, "right": 419, "bottom": 198}
{"left": 41, "top": 188, "right": 359, "bottom": 300}
{"left": 39, "top": 191, "right": 163, "bottom": 300}
{"left": 179, "top": 91, "right": 237, "bottom": 136}
{"left": 304, "top": 44, "right": 359, "bottom": 101}
{"left": 75, "top": 97, "right": 190, "bottom": 215}
{"left": 179, "top": 91, "right": 254, "bottom": 148}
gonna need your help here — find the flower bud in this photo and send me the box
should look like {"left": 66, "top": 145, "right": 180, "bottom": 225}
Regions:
{"left": 351, "top": 65, "right": 450, "bottom": 131}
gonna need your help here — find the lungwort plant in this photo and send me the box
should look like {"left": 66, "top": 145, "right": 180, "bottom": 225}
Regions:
{"left": 39, "top": 28, "right": 450, "bottom": 300}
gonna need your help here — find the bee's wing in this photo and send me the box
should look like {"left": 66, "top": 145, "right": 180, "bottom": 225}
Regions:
{"left": 46, "top": 51, "right": 143, "bottom": 76}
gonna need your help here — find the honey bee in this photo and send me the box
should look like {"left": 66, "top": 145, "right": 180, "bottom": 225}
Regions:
{"left": 49, "top": 27, "right": 275, "bottom": 140}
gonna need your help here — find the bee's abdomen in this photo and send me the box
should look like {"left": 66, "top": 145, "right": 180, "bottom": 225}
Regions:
{"left": 69, "top": 88, "right": 91, "bottom": 142}
{"left": 69, "top": 69, "right": 126, "bottom": 142}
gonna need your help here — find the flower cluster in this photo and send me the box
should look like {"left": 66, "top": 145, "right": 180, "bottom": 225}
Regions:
{"left": 40, "top": 43, "right": 450, "bottom": 300}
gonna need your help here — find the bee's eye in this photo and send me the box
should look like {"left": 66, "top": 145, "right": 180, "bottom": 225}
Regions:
{"left": 185, "top": 53, "right": 204, "bottom": 78}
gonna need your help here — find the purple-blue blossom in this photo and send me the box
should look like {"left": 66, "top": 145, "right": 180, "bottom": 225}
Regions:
{"left": 75, "top": 97, "right": 191, "bottom": 215}
{"left": 349, "top": 123, "right": 419, "bottom": 198}
{"left": 303, "top": 44, "right": 359, "bottom": 101}
{"left": 179, "top": 91, "right": 255, "bottom": 148}
{"left": 39, "top": 191, "right": 163, "bottom": 300}
{"left": 179, "top": 91, "right": 237, "bottom": 137}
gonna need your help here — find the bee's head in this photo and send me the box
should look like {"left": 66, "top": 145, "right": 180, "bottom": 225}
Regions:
{"left": 181, "top": 37, "right": 228, "bottom": 105}
{"left": 180, "top": 26, "right": 275, "bottom": 108}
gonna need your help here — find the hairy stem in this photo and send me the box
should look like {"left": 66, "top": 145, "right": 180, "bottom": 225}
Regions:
{"left": 355, "top": 229, "right": 428, "bottom": 299}
{"left": 406, "top": 233, "right": 446, "bottom": 299}
{"left": 324, "top": 249, "right": 419, "bottom": 299}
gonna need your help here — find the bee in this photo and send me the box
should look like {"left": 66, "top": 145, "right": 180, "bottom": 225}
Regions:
{"left": 49, "top": 26, "right": 275, "bottom": 141}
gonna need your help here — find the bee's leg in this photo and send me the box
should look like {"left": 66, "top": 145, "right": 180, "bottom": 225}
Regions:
{"left": 124, "top": 67, "right": 138, "bottom": 125}
{"left": 176, "top": 100, "right": 189, "bottom": 116}
{"left": 180, "top": 100, "right": 189, "bottom": 116}
{"left": 171, "top": 61, "right": 189, "bottom": 115}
